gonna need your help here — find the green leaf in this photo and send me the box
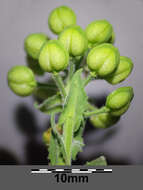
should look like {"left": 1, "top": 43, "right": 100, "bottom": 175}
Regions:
{"left": 71, "top": 119, "right": 85, "bottom": 161}
{"left": 34, "top": 93, "right": 61, "bottom": 109}
{"left": 48, "top": 132, "right": 60, "bottom": 165}
{"left": 48, "top": 131, "right": 65, "bottom": 165}
{"left": 86, "top": 156, "right": 107, "bottom": 166}
{"left": 50, "top": 113, "right": 67, "bottom": 164}
{"left": 38, "top": 104, "right": 62, "bottom": 115}
{"left": 71, "top": 131, "right": 84, "bottom": 160}
{"left": 34, "top": 94, "right": 62, "bottom": 115}
{"left": 58, "top": 69, "right": 88, "bottom": 164}
{"left": 59, "top": 69, "right": 88, "bottom": 131}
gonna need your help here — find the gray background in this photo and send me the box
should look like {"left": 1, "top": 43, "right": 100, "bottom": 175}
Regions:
{"left": 0, "top": 166, "right": 142, "bottom": 189}
{"left": 0, "top": 0, "right": 143, "bottom": 164}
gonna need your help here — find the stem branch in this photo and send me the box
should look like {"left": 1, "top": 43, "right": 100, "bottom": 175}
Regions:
{"left": 52, "top": 73, "right": 66, "bottom": 99}
{"left": 66, "top": 60, "right": 75, "bottom": 83}
{"left": 51, "top": 113, "right": 68, "bottom": 165}
{"left": 84, "top": 106, "right": 110, "bottom": 117}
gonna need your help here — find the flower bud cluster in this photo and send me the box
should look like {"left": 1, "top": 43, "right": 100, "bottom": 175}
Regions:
{"left": 7, "top": 5, "right": 134, "bottom": 128}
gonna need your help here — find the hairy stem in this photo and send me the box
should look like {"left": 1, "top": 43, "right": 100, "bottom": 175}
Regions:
{"left": 87, "top": 102, "right": 98, "bottom": 111}
{"left": 51, "top": 113, "right": 69, "bottom": 165}
{"left": 84, "top": 106, "right": 110, "bottom": 117}
{"left": 52, "top": 73, "right": 66, "bottom": 99}
{"left": 63, "top": 119, "right": 74, "bottom": 165}
{"left": 67, "top": 61, "right": 75, "bottom": 82}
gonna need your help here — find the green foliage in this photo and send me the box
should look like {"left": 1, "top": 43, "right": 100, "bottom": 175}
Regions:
{"left": 59, "top": 69, "right": 88, "bottom": 131}
{"left": 58, "top": 69, "right": 88, "bottom": 164}
{"left": 7, "top": 5, "right": 134, "bottom": 166}
{"left": 48, "top": 131, "right": 63, "bottom": 165}
{"left": 34, "top": 93, "right": 62, "bottom": 114}
{"left": 71, "top": 121, "right": 85, "bottom": 160}
{"left": 86, "top": 156, "right": 107, "bottom": 166}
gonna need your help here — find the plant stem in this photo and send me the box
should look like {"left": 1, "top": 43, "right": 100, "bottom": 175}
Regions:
{"left": 87, "top": 102, "right": 98, "bottom": 111}
{"left": 84, "top": 106, "right": 110, "bottom": 117}
{"left": 50, "top": 113, "right": 69, "bottom": 165}
{"left": 51, "top": 113, "right": 56, "bottom": 128}
{"left": 67, "top": 60, "right": 75, "bottom": 83}
{"left": 69, "top": 61, "right": 75, "bottom": 80}
{"left": 52, "top": 73, "right": 66, "bottom": 99}
{"left": 63, "top": 118, "right": 74, "bottom": 165}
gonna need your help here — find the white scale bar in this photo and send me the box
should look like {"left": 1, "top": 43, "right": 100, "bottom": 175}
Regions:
{"left": 40, "top": 169, "right": 48, "bottom": 171}
{"left": 31, "top": 169, "right": 112, "bottom": 174}
{"left": 72, "top": 169, "right": 95, "bottom": 173}
{"left": 31, "top": 169, "right": 51, "bottom": 174}
{"left": 88, "top": 169, "right": 96, "bottom": 172}
{"left": 55, "top": 169, "right": 64, "bottom": 171}
{"left": 104, "top": 169, "right": 112, "bottom": 172}
{"left": 31, "top": 171, "right": 52, "bottom": 173}
{"left": 72, "top": 171, "right": 92, "bottom": 173}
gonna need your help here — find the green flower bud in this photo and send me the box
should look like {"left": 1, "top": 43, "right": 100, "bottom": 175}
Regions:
{"left": 88, "top": 30, "right": 115, "bottom": 48}
{"left": 24, "top": 33, "right": 48, "bottom": 59}
{"left": 58, "top": 25, "right": 88, "bottom": 57}
{"left": 7, "top": 66, "right": 37, "bottom": 97}
{"left": 90, "top": 112, "right": 120, "bottom": 129}
{"left": 87, "top": 43, "right": 120, "bottom": 77}
{"left": 109, "top": 103, "right": 130, "bottom": 116}
{"left": 85, "top": 20, "right": 113, "bottom": 45}
{"left": 108, "top": 31, "right": 115, "bottom": 44}
{"left": 106, "top": 86, "right": 134, "bottom": 116}
{"left": 105, "top": 56, "right": 133, "bottom": 85}
{"left": 48, "top": 6, "right": 76, "bottom": 34}
{"left": 39, "top": 40, "right": 69, "bottom": 72}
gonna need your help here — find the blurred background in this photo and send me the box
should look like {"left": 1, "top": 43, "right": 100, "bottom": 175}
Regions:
{"left": 0, "top": 0, "right": 143, "bottom": 165}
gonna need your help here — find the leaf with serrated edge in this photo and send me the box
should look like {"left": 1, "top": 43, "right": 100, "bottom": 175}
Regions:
{"left": 58, "top": 69, "right": 88, "bottom": 164}
{"left": 48, "top": 132, "right": 59, "bottom": 165}
{"left": 34, "top": 94, "right": 62, "bottom": 110}
{"left": 71, "top": 120, "right": 85, "bottom": 160}
{"left": 40, "top": 105, "right": 62, "bottom": 115}
{"left": 86, "top": 156, "right": 107, "bottom": 166}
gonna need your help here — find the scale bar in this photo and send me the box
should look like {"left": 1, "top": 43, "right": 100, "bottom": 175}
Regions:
{"left": 31, "top": 169, "right": 112, "bottom": 174}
